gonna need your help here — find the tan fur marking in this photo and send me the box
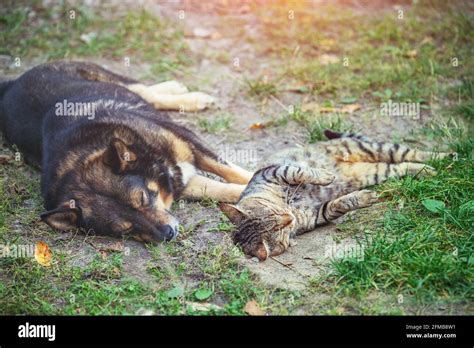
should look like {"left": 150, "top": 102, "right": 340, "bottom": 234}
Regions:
{"left": 161, "top": 130, "right": 194, "bottom": 162}
{"left": 147, "top": 181, "right": 159, "bottom": 192}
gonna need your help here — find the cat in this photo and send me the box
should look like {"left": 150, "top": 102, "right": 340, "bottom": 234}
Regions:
{"left": 219, "top": 130, "right": 451, "bottom": 261}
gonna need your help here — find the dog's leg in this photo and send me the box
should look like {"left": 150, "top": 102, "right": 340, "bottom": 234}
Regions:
{"left": 146, "top": 81, "right": 189, "bottom": 95}
{"left": 126, "top": 83, "right": 215, "bottom": 111}
{"left": 194, "top": 153, "right": 253, "bottom": 185}
{"left": 182, "top": 175, "right": 246, "bottom": 203}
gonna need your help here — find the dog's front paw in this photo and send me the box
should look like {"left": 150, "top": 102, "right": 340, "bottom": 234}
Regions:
{"left": 148, "top": 80, "right": 189, "bottom": 95}
{"left": 182, "top": 92, "right": 216, "bottom": 111}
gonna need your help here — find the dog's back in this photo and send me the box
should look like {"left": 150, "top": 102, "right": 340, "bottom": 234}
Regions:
{"left": 0, "top": 62, "right": 158, "bottom": 164}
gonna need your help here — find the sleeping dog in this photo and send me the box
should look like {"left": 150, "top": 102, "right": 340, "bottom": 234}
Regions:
{"left": 0, "top": 61, "right": 252, "bottom": 242}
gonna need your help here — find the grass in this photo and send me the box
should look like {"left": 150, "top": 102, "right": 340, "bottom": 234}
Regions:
{"left": 0, "top": 1, "right": 190, "bottom": 79}
{"left": 246, "top": 76, "right": 278, "bottom": 98}
{"left": 252, "top": 1, "right": 474, "bottom": 103}
{"left": 1, "top": 0, "right": 473, "bottom": 315}
{"left": 287, "top": 106, "right": 352, "bottom": 143}
{"left": 311, "top": 134, "right": 473, "bottom": 303}
{"left": 197, "top": 115, "right": 232, "bottom": 134}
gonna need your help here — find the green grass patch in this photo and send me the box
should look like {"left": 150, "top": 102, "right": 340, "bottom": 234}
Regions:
{"left": 197, "top": 115, "right": 232, "bottom": 134}
{"left": 252, "top": 2, "right": 474, "bottom": 102}
{"left": 0, "top": 2, "right": 190, "bottom": 79}
{"left": 322, "top": 135, "right": 473, "bottom": 301}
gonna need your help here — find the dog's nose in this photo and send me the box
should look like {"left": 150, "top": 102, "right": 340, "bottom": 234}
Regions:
{"left": 163, "top": 224, "right": 177, "bottom": 242}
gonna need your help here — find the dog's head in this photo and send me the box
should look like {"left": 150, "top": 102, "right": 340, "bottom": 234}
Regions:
{"left": 41, "top": 132, "right": 180, "bottom": 243}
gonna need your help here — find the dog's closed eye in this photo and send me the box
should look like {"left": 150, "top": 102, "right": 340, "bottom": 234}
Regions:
{"left": 131, "top": 189, "right": 150, "bottom": 209}
{"left": 140, "top": 190, "right": 149, "bottom": 207}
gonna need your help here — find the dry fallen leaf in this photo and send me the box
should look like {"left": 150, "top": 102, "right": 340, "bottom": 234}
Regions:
{"left": 301, "top": 102, "right": 320, "bottom": 113}
{"left": 319, "top": 38, "right": 336, "bottom": 50}
{"left": 340, "top": 103, "right": 362, "bottom": 113}
{"left": 244, "top": 300, "right": 265, "bottom": 316}
{"left": 319, "top": 106, "right": 339, "bottom": 113}
{"left": 34, "top": 241, "right": 52, "bottom": 267}
{"left": 99, "top": 250, "right": 107, "bottom": 260}
{"left": 0, "top": 154, "right": 12, "bottom": 164}
{"left": 420, "top": 36, "right": 434, "bottom": 45}
{"left": 88, "top": 238, "right": 124, "bottom": 253}
{"left": 404, "top": 50, "right": 418, "bottom": 58}
{"left": 211, "top": 31, "right": 223, "bottom": 40}
{"left": 186, "top": 301, "right": 222, "bottom": 312}
{"left": 186, "top": 27, "right": 220, "bottom": 39}
{"left": 105, "top": 241, "right": 124, "bottom": 252}
{"left": 318, "top": 54, "right": 340, "bottom": 65}
{"left": 249, "top": 122, "right": 265, "bottom": 130}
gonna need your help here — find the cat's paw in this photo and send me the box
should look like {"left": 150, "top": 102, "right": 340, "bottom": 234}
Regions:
{"left": 357, "top": 190, "right": 379, "bottom": 207}
{"left": 289, "top": 239, "right": 298, "bottom": 247}
{"left": 308, "top": 168, "right": 335, "bottom": 186}
{"left": 418, "top": 164, "right": 437, "bottom": 176}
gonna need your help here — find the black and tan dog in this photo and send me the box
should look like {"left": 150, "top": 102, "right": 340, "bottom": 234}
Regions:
{"left": 0, "top": 61, "right": 252, "bottom": 242}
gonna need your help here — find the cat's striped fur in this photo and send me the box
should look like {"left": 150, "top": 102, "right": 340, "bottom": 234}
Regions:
{"left": 220, "top": 130, "right": 451, "bottom": 261}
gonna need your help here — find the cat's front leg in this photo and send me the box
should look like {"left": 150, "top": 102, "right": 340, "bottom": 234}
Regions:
{"left": 258, "top": 164, "right": 335, "bottom": 186}
{"left": 313, "top": 190, "right": 379, "bottom": 228}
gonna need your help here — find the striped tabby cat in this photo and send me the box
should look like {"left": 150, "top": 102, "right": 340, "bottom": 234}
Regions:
{"left": 220, "top": 130, "right": 450, "bottom": 261}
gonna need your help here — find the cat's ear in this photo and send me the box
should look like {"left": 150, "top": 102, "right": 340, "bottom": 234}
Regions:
{"left": 219, "top": 203, "right": 247, "bottom": 225}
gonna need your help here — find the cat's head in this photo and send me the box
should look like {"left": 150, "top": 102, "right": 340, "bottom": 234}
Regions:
{"left": 219, "top": 202, "right": 295, "bottom": 261}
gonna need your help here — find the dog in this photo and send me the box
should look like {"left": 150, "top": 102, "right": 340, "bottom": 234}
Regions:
{"left": 0, "top": 61, "right": 253, "bottom": 242}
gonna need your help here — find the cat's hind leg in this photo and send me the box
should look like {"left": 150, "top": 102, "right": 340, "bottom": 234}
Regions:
{"left": 328, "top": 137, "right": 451, "bottom": 164}
{"left": 337, "top": 162, "right": 436, "bottom": 187}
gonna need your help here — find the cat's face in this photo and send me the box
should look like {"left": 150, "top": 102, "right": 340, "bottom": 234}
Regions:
{"left": 219, "top": 203, "right": 295, "bottom": 261}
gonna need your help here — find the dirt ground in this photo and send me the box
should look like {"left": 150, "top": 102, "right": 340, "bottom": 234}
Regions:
{"left": 1, "top": 0, "right": 471, "bottom": 315}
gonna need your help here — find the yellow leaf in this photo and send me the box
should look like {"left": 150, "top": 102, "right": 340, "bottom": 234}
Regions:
{"left": 244, "top": 300, "right": 264, "bottom": 316}
{"left": 249, "top": 122, "right": 265, "bottom": 130}
{"left": 34, "top": 241, "right": 52, "bottom": 267}
{"left": 319, "top": 38, "right": 336, "bottom": 49}
{"left": 340, "top": 103, "right": 362, "bottom": 113}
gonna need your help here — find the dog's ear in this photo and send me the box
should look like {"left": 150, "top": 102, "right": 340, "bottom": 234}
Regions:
{"left": 103, "top": 138, "right": 137, "bottom": 173}
{"left": 219, "top": 203, "right": 247, "bottom": 225}
{"left": 41, "top": 205, "right": 80, "bottom": 231}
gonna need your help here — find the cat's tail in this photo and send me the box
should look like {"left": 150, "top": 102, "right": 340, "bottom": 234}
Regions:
{"left": 324, "top": 129, "right": 371, "bottom": 142}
